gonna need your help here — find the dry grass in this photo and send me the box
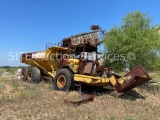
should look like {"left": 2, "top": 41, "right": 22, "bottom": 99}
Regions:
{"left": 0, "top": 69, "right": 160, "bottom": 120}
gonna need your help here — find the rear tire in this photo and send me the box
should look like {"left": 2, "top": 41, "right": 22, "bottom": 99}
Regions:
{"left": 27, "top": 67, "right": 41, "bottom": 83}
{"left": 54, "top": 68, "right": 74, "bottom": 91}
{"left": 20, "top": 67, "right": 28, "bottom": 81}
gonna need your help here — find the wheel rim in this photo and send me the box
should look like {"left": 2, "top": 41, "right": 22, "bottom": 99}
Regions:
{"left": 20, "top": 71, "right": 25, "bottom": 79}
{"left": 57, "top": 75, "right": 66, "bottom": 89}
{"left": 28, "top": 72, "right": 32, "bottom": 81}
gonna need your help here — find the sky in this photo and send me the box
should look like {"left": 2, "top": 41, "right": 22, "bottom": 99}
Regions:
{"left": 0, "top": 0, "right": 160, "bottom": 66}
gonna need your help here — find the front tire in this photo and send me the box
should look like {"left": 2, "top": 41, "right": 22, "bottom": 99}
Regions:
{"left": 54, "top": 68, "right": 74, "bottom": 91}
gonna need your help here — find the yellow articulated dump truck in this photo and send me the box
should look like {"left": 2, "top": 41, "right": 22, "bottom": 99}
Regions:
{"left": 20, "top": 26, "right": 151, "bottom": 93}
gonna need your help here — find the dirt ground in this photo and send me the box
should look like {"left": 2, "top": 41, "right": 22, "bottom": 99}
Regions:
{"left": 0, "top": 69, "right": 160, "bottom": 120}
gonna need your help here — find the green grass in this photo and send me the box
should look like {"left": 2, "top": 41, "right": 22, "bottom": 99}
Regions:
{"left": 149, "top": 72, "right": 160, "bottom": 83}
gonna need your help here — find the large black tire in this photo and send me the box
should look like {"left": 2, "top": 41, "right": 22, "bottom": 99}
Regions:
{"left": 54, "top": 68, "right": 74, "bottom": 91}
{"left": 27, "top": 67, "right": 41, "bottom": 83}
{"left": 20, "top": 67, "right": 28, "bottom": 81}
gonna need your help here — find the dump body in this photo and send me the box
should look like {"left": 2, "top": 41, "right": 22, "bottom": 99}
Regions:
{"left": 21, "top": 46, "right": 71, "bottom": 77}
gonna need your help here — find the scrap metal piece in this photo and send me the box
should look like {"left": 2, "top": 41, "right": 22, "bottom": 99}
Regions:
{"left": 114, "top": 65, "right": 152, "bottom": 93}
{"left": 64, "top": 94, "right": 94, "bottom": 106}
{"left": 90, "top": 25, "right": 100, "bottom": 30}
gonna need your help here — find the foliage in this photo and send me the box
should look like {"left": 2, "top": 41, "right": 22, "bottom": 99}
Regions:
{"left": 103, "top": 11, "right": 160, "bottom": 71}
{"left": 6, "top": 68, "right": 15, "bottom": 75}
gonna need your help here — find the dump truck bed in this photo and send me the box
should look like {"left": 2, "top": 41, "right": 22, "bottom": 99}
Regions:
{"left": 21, "top": 46, "right": 68, "bottom": 76}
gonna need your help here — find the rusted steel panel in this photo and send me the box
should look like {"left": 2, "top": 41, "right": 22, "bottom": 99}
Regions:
{"left": 83, "top": 62, "right": 93, "bottom": 74}
{"left": 114, "top": 65, "right": 152, "bottom": 93}
{"left": 71, "top": 30, "right": 99, "bottom": 46}
{"left": 64, "top": 94, "right": 94, "bottom": 106}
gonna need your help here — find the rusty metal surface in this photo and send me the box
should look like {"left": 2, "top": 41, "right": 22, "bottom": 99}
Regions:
{"left": 114, "top": 65, "right": 152, "bottom": 93}
{"left": 70, "top": 30, "right": 99, "bottom": 46}
{"left": 83, "top": 62, "right": 93, "bottom": 74}
{"left": 62, "top": 37, "right": 71, "bottom": 47}
{"left": 90, "top": 25, "right": 100, "bottom": 30}
{"left": 64, "top": 94, "right": 94, "bottom": 106}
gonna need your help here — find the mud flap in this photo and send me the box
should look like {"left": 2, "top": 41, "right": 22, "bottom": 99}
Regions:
{"left": 113, "top": 65, "right": 152, "bottom": 93}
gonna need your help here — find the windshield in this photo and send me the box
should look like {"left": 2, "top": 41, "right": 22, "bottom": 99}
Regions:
{"left": 80, "top": 52, "right": 96, "bottom": 61}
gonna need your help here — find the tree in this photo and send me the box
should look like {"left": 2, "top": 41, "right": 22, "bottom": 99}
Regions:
{"left": 103, "top": 11, "right": 160, "bottom": 71}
